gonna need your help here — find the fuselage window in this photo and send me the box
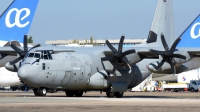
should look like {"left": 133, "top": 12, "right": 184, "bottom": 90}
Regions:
{"left": 47, "top": 51, "right": 53, "bottom": 60}
{"left": 43, "top": 55, "right": 49, "bottom": 60}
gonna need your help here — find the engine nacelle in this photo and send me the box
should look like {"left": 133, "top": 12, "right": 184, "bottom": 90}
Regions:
{"left": 5, "top": 61, "right": 21, "bottom": 72}
{"left": 173, "top": 49, "right": 192, "bottom": 64}
{"left": 148, "top": 61, "right": 173, "bottom": 74}
{"left": 126, "top": 52, "right": 141, "bottom": 65}
{"left": 148, "top": 49, "right": 192, "bottom": 74}
{"left": 87, "top": 70, "right": 108, "bottom": 89}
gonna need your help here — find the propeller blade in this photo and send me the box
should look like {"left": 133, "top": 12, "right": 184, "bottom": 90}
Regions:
{"left": 170, "top": 37, "right": 181, "bottom": 51}
{"left": 118, "top": 35, "right": 125, "bottom": 52}
{"left": 110, "top": 67, "right": 117, "bottom": 74}
{"left": 106, "top": 40, "right": 117, "bottom": 53}
{"left": 10, "top": 44, "right": 23, "bottom": 55}
{"left": 168, "top": 58, "right": 176, "bottom": 74}
{"left": 172, "top": 54, "right": 187, "bottom": 60}
{"left": 24, "top": 35, "right": 28, "bottom": 52}
{"left": 29, "top": 44, "right": 41, "bottom": 51}
{"left": 101, "top": 60, "right": 106, "bottom": 70}
{"left": 10, "top": 57, "right": 22, "bottom": 65}
{"left": 161, "top": 34, "right": 169, "bottom": 50}
{"left": 121, "top": 58, "right": 130, "bottom": 70}
{"left": 122, "top": 49, "right": 135, "bottom": 56}
{"left": 155, "top": 57, "right": 167, "bottom": 70}
{"left": 149, "top": 49, "right": 163, "bottom": 55}
{"left": 101, "top": 56, "right": 113, "bottom": 61}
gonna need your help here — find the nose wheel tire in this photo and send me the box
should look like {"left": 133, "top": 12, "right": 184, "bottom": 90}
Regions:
{"left": 33, "top": 88, "right": 47, "bottom": 96}
{"left": 39, "top": 88, "right": 47, "bottom": 96}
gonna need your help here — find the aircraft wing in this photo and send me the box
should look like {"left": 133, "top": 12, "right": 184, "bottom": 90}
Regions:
{"left": 137, "top": 47, "right": 200, "bottom": 59}
{"left": 137, "top": 48, "right": 159, "bottom": 59}
{"left": 0, "top": 47, "right": 17, "bottom": 56}
{"left": 185, "top": 48, "right": 200, "bottom": 56}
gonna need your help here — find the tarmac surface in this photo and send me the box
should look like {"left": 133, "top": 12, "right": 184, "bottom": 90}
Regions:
{"left": 0, "top": 91, "right": 200, "bottom": 112}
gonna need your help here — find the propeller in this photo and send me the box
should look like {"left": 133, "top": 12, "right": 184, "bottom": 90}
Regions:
{"left": 149, "top": 33, "right": 186, "bottom": 74}
{"left": 101, "top": 35, "right": 135, "bottom": 74}
{"left": 9, "top": 35, "right": 41, "bottom": 65}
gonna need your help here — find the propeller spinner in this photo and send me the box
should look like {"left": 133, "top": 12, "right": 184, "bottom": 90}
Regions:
{"left": 149, "top": 33, "right": 186, "bottom": 74}
{"left": 101, "top": 35, "right": 135, "bottom": 74}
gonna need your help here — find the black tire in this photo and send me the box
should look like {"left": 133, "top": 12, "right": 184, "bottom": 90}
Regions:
{"left": 106, "top": 91, "right": 114, "bottom": 98}
{"left": 39, "top": 88, "right": 47, "bottom": 96}
{"left": 65, "top": 90, "right": 74, "bottom": 97}
{"left": 191, "top": 88, "right": 195, "bottom": 92}
{"left": 114, "top": 92, "right": 124, "bottom": 98}
{"left": 74, "top": 91, "right": 83, "bottom": 97}
{"left": 12, "top": 88, "right": 17, "bottom": 91}
{"left": 106, "top": 86, "right": 114, "bottom": 98}
{"left": 20, "top": 86, "right": 25, "bottom": 91}
{"left": 33, "top": 88, "right": 39, "bottom": 96}
{"left": 195, "top": 89, "right": 199, "bottom": 92}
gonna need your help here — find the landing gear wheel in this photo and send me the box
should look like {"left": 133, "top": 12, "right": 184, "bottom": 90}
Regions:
{"left": 106, "top": 86, "right": 114, "bottom": 98}
{"left": 74, "top": 91, "right": 83, "bottom": 97}
{"left": 65, "top": 90, "right": 74, "bottom": 97}
{"left": 33, "top": 88, "right": 39, "bottom": 96}
{"left": 39, "top": 88, "right": 47, "bottom": 96}
{"left": 114, "top": 92, "right": 124, "bottom": 98}
{"left": 191, "top": 88, "right": 195, "bottom": 92}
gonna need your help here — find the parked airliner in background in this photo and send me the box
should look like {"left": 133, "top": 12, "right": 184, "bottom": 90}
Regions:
{"left": 0, "top": 67, "right": 21, "bottom": 87}
{"left": 0, "top": 0, "right": 39, "bottom": 87}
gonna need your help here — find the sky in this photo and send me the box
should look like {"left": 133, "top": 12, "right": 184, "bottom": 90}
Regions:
{"left": 0, "top": 0, "right": 200, "bottom": 45}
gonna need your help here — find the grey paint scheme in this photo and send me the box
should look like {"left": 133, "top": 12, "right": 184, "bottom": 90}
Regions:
{"left": 2, "top": 0, "right": 200, "bottom": 93}
{"left": 18, "top": 46, "right": 152, "bottom": 91}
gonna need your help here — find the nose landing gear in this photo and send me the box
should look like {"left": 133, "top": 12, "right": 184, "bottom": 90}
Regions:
{"left": 33, "top": 88, "right": 47, "bottom": 96}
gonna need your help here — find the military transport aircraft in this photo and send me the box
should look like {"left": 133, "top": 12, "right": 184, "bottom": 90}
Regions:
{"left": 0, "top": 0, "right": 39, "bottom": 87}
{"left": 3, "top": 0, "right": 200, "bottom": 98}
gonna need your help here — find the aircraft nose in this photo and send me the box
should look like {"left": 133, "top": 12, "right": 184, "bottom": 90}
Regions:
{"left": 18, "top": 64, "right": 37, "bottom": 80}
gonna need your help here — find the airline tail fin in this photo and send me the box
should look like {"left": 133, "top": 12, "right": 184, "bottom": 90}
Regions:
{"left": 0, "top": 0, "right": 39, "bottom": 43}
{"left": 146, "top": 0, "right": 175, "bottom": 47}
{"left": 177, "top": 14, "right": 200, "bottom": 47}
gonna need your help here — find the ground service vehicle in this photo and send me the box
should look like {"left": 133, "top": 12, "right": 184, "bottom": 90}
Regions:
{"left": 162, "top": 80, "right": 200, "bottom": 92}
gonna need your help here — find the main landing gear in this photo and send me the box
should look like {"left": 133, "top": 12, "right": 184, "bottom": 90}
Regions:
{"left": 65, "top": 90, "right": 83, "bottom": 97}
{"left": 106, "top": 86, "right": 124, "bottom": 98}
{"left": 33, "top": 88, "right": 47, "bottom": 96}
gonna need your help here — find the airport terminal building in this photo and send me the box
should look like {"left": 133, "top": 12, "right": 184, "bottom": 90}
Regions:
{"left": 45, "top": 39, "right": 146, "bottom": 46}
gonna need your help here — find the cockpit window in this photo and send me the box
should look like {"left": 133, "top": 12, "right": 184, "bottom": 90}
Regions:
{"left": 24, "top": 50, "right": 53, "bottom": 60}
{"left": 34, "top": 53, "right": 40, "bottom": 58}
{"left": 28, "top": 53, "right": 34, "bottom": 57}
{"left": 41, "top": 51, "right": 53, "bottom": 60}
